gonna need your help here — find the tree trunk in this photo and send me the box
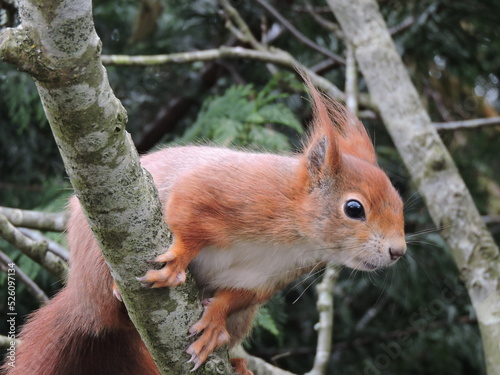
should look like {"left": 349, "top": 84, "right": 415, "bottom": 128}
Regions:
{"left": 327, "top": 0, "right": 500, "bottom": 373}
{"left": 0, "top": 0, "right": 231, "bottom": 374}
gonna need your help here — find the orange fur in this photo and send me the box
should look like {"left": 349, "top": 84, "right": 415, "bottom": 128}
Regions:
{"left": 3, "top": 80, "right": 405, "bottom": 375}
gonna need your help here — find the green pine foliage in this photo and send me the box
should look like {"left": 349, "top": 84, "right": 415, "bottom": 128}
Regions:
{"left": 179, "top": 81, "right": 303, "bottom": 151}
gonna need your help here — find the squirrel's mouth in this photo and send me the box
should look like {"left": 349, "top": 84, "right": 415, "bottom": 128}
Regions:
{"left": 343, "top": 258, "right": 381, "bottom": 272}
{"left": 361, "top": 261, "right": 379, "bottom": 271}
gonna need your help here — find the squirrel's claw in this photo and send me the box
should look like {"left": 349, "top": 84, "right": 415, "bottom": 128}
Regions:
{"left": 137, "top": 249, "right": 188, "bottom": 288}
{"left": 187, "top": 352, "right": 202, "bottom": 372}
{"left": 112, "top": 283, "right": 122, "bottom": 301}
{"left": 185, "top": 318, "right": 230, "bottom": 371}
{"left": 136, "top": 277, "right": 155, "bottom": 288}
{"left": 136, "top": 269, "right": 186, "bottom": 288}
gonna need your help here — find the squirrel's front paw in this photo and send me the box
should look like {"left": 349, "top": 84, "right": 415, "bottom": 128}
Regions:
{"left": 137, "top": 250, "right": 187, "bottom": 288}
{"left": 186, "top": 318, "right": 230, "bottom": 371}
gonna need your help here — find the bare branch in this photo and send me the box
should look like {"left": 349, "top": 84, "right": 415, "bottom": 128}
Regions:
{"left": 304, "top": 1, "right": 344, "bottom": 39}
{"left": 261, "top": 19, "right": 284, "bottom": 46}
{"left": 355, "top": 294, "right": 390, "bottom": 331}
{"left": 305, "top": 264, "right": 337, "bottom": 375}
{"left": 483, "top": 215, "right": 500, "bottom": 225}
{"left": 0, "top": 250, "right": 49, "bottom": 302}
{"left": 219, "top": 0, "right": 262, "bottom": 50}
{"left": 310, "top": 59, "right": 336, "bottom": 75}
{"left": 101, "top": 47, "right": 380, "bottom": 111}
{"left": 18, "top": 228, "right": 69, "bottom": 262}
{"left": 345, "top": 44, "right": 358, "bottom": 114}
{"left": 101, "top": 47, "right": 284, "bottom": 66}
{"left": 101, "top": 47, "right": 354, "bottom": 105}
{"left": 423, "top": 84, "right": 454, "bottom": 122}
{"left": 291, "top": 5, "right": 332, "bottom": 14}
{"left": 388, "top": 15, "right": 416, "bottom": 36}
{"left": 231, "top": 346, "right": 298, "bottom": 375}
{"left": 0, "top": 213, "right": 67, "bottom": 279}
{"left": 253, "top": 0, "right": 345, "bottom": 65}
{"left": 389, "top": 3, "right": 439, "bottom": 36}
{"left": 0, "top": 207, "right": 68, "bottom": 232}
{"left": 218, "top": 0, "right": 280, "bottom": 75}
{"left": 434, "top": 116, "right": 500, "bottom": 130}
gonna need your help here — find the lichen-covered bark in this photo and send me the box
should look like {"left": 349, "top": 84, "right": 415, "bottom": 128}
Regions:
{"left": 327, "top": 0, "right": 500, "bottom": 373}
{"left": 0, "top": 0, "right": 231, "bottom": 374}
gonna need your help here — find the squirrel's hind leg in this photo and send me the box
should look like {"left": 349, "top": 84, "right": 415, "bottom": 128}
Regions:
{"left": 227, "top": 306, "right": 259, "bottom": 375}
{"left": 186, "top": 289, "right": 269, "bottom": 371}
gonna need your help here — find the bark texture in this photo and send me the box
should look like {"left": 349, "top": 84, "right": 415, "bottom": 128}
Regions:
{"left": 327, "top": 0, "right": 500, "bottom": 373}
{"left": 0, "top": 0, "right": 230, "bottom": 374}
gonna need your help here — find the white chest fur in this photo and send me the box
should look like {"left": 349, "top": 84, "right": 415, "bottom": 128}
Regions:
{"left": 189, "top": 240, "right": 324, "bottom": 293}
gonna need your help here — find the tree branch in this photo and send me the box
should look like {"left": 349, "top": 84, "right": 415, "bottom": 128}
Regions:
{"left": 101, "top": 47, "right": 374, "bottom": 109}
{"left": 253, "top": 0, "right": 345, "bottom": 65}
{"left": 389, "top": 3, "right": 439, "bottom": 36}
{"left": 0, "top": 250, "right": 49, "bottom": 302}
{"left": 101, "top": 46, "right": 300, "bottom": 69}
{"left": 355, "top": 294, "right": 390, "bottom": 331}
{"left": 304, "top": 1, "right": 344, "bottom": 39}
{"left": 218, "top": 0, "right": 280, "bottom": 75}
{"left": 215, "top": 0, "right": 360, "bottom": 108}
{"left": 305, "top": 264, "right": 337, "bottom": 375}
{"left": 388, "top": 14, "right": 416, "bottom": 36}
{"left": 0, "top": 207, "right": 68, "bottom": 232}
{"left": 345, "top": 44, "right": 358, "bottom": 114}
{"left": 483, "top": 215, "right": 500, "bottom": 225}
{"left": 0, "top": 213, "right": 67, "bottom": 279}
{"left": 231, "top": 346, "right": 297, "bottom": 375}
{"left": 17, "top": 228, "right": 69, "bottom": 262}
{"left": 219, "top": 0, "right": 262, "bottom": 51}
{"left": 434, "top": 116, "right": 500, "bottom": 130}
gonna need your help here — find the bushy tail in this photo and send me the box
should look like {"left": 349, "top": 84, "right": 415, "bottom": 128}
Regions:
{"left": 2, "top": 197, "right": 160, "bottom": 375}
{"left": 1, "top": 286, "right": 159, "bottom": 375}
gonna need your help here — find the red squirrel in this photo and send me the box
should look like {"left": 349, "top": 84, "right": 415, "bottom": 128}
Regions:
{"left": 2, "top": 79, "right": 405, "bottom": 375}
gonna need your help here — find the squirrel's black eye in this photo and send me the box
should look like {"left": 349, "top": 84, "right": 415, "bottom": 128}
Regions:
{"left": 344, "top": 200, "right": 365, "bottom": 220}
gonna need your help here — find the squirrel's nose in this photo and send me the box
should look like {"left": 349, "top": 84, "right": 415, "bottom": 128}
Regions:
{"left": 389, "top": 246, "right": 406, "bottom": 261}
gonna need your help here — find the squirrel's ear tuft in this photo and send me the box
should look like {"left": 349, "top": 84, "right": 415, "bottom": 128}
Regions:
{"left": 337, "top": 113, "right": 377, "bottom": 165}
{"left": 301, "top": 75, "right": 342, "bottom": 183}
{"left": 299, "top": 71, "right": 377, "bottom": 166}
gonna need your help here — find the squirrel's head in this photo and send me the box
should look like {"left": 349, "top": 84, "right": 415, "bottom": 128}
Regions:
{"left": 298, "top": 77, "right": 405, "bottom": 272}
